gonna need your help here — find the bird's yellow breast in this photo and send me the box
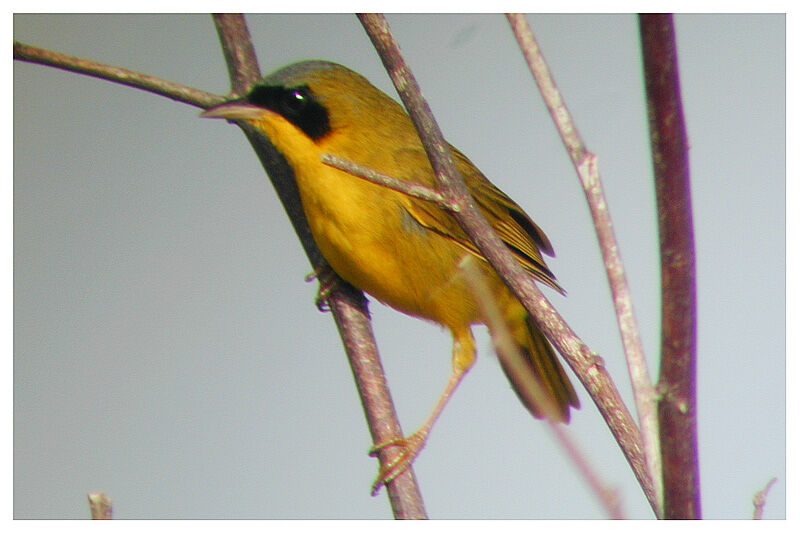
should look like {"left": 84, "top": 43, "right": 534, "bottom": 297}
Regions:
{"left": 257, "top": 112, "right": 485, "bottom": 329}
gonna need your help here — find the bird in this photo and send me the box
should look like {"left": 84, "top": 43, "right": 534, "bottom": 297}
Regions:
{"left": 201, "top": 60, "right": 579, "bottom": 492}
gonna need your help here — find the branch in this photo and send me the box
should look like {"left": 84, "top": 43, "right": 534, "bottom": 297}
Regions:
{"left": 506, "top": 13, "right": 662, "bottom": 515}
{"left": 87, "top": 492, "right": 113, "bottom": 519}
{"left": 358, "top": 13, "right": 658, "bottom": 514}
{"left": 752, "top": 478, "right": 777, "bottom": 520}
{"left": 13, "top": 41, "right": 221, "bottom": 109}
{"left": 210, "top": 15, "right": 427, "bottom": 519}
{"left": 211, "top": 14, "right": 261, "bottom": 95}
{"left": 639, "top": 13, "right": 701, "bottom": 519}
{"left": 321, "top": 154, "right": 453, "bottom": 209}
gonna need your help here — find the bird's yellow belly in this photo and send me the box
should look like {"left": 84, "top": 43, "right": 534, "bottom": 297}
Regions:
{"left": 297, "top": 167, "right": 482, "bottom": 329}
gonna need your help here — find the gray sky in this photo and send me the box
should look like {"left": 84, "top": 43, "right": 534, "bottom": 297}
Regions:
{"left": 14, "top": 14, "right": 785, "bottom": 519}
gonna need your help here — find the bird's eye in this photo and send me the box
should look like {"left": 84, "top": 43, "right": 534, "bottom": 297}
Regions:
{"left": 282, "top": 89, "right": 308, "bottom": 115}
{"left": 245, "top": 83, "right": 330, "bottom": 140}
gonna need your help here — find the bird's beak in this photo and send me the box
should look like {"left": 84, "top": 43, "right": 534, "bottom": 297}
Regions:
{"left": 200, "top": 101, "right": 266, "bottom": 121}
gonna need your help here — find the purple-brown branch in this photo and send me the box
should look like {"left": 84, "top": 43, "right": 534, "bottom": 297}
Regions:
{"left": 358, "top": 13, "right": 658, "bottom": 514}
{"left": 327, "top": 287, "right": 427, "bottom": 516}
{"left": 639, "top": 14, "right": 700, "bottom": 519}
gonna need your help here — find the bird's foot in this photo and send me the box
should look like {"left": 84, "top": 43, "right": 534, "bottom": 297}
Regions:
{"left": 368, "top": 429, "right": 429, "bottom": 495}
{"left": 304, "top": 264, "right": 339, "bottom": 312}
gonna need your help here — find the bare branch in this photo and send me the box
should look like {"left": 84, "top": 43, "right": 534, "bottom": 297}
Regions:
{"left": 356, "top": 15, "right": 471, "bottom": 205}
{"left": 326, "top": 285, "right": 427, "bottom": 517}
{"left": 211, "top": 14, "right": 261, "bottom": 95}
{"left": 358, "top": 13, "right": 657, "bottom": 514}
{"left": 87, "top": 492, "right": 112, "bottom": 519}
{"left": 321, "top": 154, "right": 453, "bottom": 209}
{"left": 640, "top": 13, "right": 701, "bottom": 520}
{"left": 752, "top": 478, "right": 777, "bottom": 520}
{"left": 13, "top": 41, "right": 221, "bottom": 109}
{"left": 547, "top": 423, "right": 624, "bottom": 519}
{"left": 506, "top": 14, "right": 662, "bottom": 515}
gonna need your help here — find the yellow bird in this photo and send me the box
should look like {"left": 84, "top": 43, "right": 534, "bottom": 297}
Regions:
{"left": 202, "top": 60, "right": 579, "bottom": 490}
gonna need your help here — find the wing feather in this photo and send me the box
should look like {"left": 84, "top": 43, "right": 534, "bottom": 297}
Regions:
{"left": 393, "top": 146, "right": 564, "bottom": 294}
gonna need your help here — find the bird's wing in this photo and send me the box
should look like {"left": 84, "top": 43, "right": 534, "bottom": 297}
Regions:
{"left": 393, "top": 146, "right": 563, "bottom": 294}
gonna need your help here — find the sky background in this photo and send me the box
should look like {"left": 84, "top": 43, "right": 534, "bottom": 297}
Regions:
{"left": 13, "top": 13, "right": 785, "bottom": 519}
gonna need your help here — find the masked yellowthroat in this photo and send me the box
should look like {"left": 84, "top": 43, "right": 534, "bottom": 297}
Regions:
{"left": 202, "top": 60, "right": 579, "bottom": 490}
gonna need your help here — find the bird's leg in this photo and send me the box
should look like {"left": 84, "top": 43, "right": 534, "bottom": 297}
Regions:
{"left": 304, "top": 263, "right": 339, "bottom": 312}
{"left": 369, "top": 329, "right": 476, "bottom": 494}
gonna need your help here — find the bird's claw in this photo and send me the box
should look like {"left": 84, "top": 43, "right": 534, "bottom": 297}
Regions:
{"left": 368, "top": 431, "right": 429, "bottom": 496}
{"left": 305, "top": 265, "right": 339, "bottom": 312}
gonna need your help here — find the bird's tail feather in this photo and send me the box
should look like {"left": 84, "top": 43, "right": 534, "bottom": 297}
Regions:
{"left": 497, "top": 308, "right": 580, "bottom": 423}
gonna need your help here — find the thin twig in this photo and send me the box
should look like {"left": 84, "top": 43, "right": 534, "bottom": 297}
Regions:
{"left": 358, "top": 13, "right": 657, "bottom": 514}
{"left": 506, "top": 13, "right": 662, "bottom": 516}
{"left": 752, "top": 477, "right": 777, "bottom": 520}
{"left": 87, "top": 492, "right": 113, "bottom": 519}
{"left": 321, "top": 154, "right": 453, "bottom": 209}
{"left": 13, "top": 41, "right": 221, "bottom": 109}
{"left": 461, "top": 257, "right": 624, "bottom": 519}
{"left": 548, "top": 423, "right": 624, "bottom": 519}
{"left": 639, "top": 13, "right": 700, "bottom": 520}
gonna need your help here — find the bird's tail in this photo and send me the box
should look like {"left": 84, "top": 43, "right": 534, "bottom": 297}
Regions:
{"left": 497, "top": 301, "right": 580, "bottom": 423}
